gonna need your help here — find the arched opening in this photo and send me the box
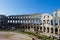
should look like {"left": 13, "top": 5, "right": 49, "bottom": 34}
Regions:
{"left": 47, "top": 27, "right": 49, "bottom": 33}
{"left": 28, "top": 26, "right": 30, "bottom": 29}
{"left": 34, "top": 26, "right": 36, "bottom": 32}
{"left": 20, "top": 25, "right": 22, "bottom": 29}
{"left": 43, "top": 27, "right": 46, "bottom": 32}
{"left": 51, "top": 28, "right": 53, "bottom": 34}
{"left": 26, "top": 26, "right": 27, "bottom": 29}
{"left": 55, "top": 28, "right": 58, "bottom": 34}
{"left": 37, "top": 27, "right": 39, "bottom": 29}
{"left": 31, "top": 26, "right": 33, "bottom": 28}
{"left": 37, "top": 27, "right": 39, "bottom": 32}
{"left": 51, "top": 20, "right": 53, "bottom": 25}
{"left": 34, "top": 26, "right": 36, "bottom": 29}
{"left": 40, "top": 27, "right": 42, "bottom": 31}
{"left": 23, "top": 26, "right": 24, "bottom": 29}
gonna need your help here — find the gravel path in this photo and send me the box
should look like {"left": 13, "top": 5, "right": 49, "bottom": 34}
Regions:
{"left": 0, "top": 31, "right": 32, "bottom": 40}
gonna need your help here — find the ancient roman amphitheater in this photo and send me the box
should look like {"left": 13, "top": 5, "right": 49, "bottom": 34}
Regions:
{"left": 0, "top": 10, "right": 60, "bottom": 40}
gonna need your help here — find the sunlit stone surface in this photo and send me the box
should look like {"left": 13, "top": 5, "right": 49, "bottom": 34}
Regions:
{"left": 0, "top": 31, "right": 32, "bottom": 40}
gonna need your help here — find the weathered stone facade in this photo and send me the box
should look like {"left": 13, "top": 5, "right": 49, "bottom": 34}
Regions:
{"left": 0, "top": 10, "right": 60, "bottom": 38}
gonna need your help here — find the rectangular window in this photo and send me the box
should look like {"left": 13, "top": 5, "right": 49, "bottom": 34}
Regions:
{"left": 20, "top": 20, "right": 22, "bottom": 23}
{"left": 26, "top": 16, "right": 28, "bottom": 18}
{"left": 29, "top": 20, "right": 30, "bottom": 23}
{"left": 8, "top": 20, "right": 9, "bottom": 23}
{"left": 23, "top": 17, "right": 25, "bottom": 18}
{"left": 21, "top": 17, "right": 22, "bottom": 18}
{"left": 13, "top": 20, "right": 14, "bottom": 23}
{"left": 18, "top": 17, "right": 20, "bottom": 19}
{"left": 18, "top": 20, "right": 20, "bottom": 23}
{"left": 10, "top": 17, "right": 12, "bottom": 18}
{"left": 10, "top": 20, "right": 12, "bottom": 23}
{"left": 13, "top": 17, "right": 14, "bottom": 18}
{"left": 8, "top": 17, "right": 9, "bottom": 18}
{"left": 16, "top": 17, "right": 17, "bottom": 18}
{"left": 15, "top": 20, "right": 17, "bottom": 23}
{"left": 51, "top": 28, "right": 53, "bottom": 34}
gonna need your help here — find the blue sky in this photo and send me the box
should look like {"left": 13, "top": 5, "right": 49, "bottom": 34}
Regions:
{"left": 0, "top": 0, "right": 60, "bottom": 16}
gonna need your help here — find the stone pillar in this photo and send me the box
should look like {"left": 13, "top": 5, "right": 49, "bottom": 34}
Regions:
{"left": 50, "top": 20, "right": 51, "bottom": 25}
{"left": 59, "top": 19, "right": 60, "bottom": 26}
{"left": 53, "top": 19, "right": 55, "bottom": 26}
{"left": 42, "top": 26, "right": 43, "bottom": 32}
{"left": 49, "top": 27, "right": 51, "bottom": 35}
{"left": 46, "top": 27, "right": 47, "bottom": 33}
{"left": 39, "top": 26, "right": 40, "bottom": 31}
{"left": 53, "top": 27, "right": 55, "bottom": 34}
{"left": 33, "top": 26, "right": 34, "bottom": 32}
{"left": 36, "top": 26, "right": 37, "bottom": 32}
{"left": 58, "top": 28, "right": 59, "bottom": 34}
{"left": 29, "top": 25, "right": 31, "bottom": 31}
{"left": 58, "top": 19, "right": 59, "bottom": 26}
{"left": 58, "top": 28, "right": 60, "bottom": 34}
{"left": 46, "top": 20, "right": 47, "bottom": 24}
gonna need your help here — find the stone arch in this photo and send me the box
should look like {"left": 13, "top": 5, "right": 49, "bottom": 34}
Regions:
{"left": 34, "top": 26, "right": 36, "bottom": 29}
{"left": 47, "top": 27, "right": 49, "bottom": 33}
{"left": 26, "top": 26, "right": 27, "bottom": 29}
{"left": 51, "top": 28, "right": 53, "bottom": 33}
{"left": 31, "top": 26, "right": 33, "bottom": 28}
{"left": 37, "top": 26, "right": 39, "bottom": 29}
{"left": 23, "top": 26, "right": 24, "bottom": 29}
{"left": 34, "top": 26, "right": 36, "bottom": 32}
{"left": 37, "top": 26, "right": 39, "bottom": 32}
{"left": 55, "top": 28, "right": 58, "bottom": 34}
{"left": 28, "top": 26, "right": 30, "bottom": 29}
{"left": 40, "top": 27, "right": 42, "bottom": 31}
